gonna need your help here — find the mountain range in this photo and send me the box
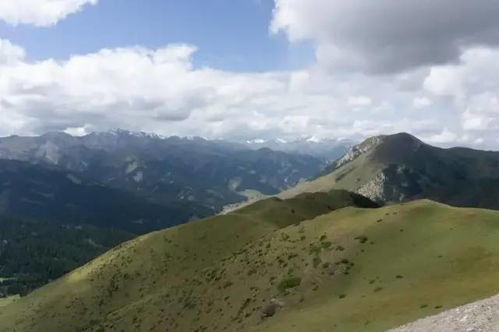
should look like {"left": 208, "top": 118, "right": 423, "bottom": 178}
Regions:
{"left": 0, "top": 130, "right": 328, "bottom": 296}
{"left": 0, "top": 130, "right": 328, "bottom": 227}
{"left": 3, "top": 132, "right": 499, "bottom": 331}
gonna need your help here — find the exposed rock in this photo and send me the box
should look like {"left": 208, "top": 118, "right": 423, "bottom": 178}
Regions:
{"left": 334, "top": 136, "right": 383, "bottom": 169}
{"left": 390, "top": 294, "right": 499, "bottom": 332}
{"left": 260, "top": 298, "right": 285, "bottom": 319}
{"left": 357, "top": 171, "right": 388, "bottom": 202}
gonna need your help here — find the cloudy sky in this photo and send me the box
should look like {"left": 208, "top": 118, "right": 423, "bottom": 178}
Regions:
{"left": 1, "top": 0, "right": 499, "bottom": 148}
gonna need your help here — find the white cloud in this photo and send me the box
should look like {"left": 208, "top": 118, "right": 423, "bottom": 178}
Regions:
{"left": 422, "top": 48, "right": 499, "bottom": 146}
{"left": 425, "top": 128, "right": 459, "bottom": 145}
{"left": 0, "top": 0, "right": 498, "bottom": 151}
{"left": 267, "top": 0, "right": 499, "bottom": 149}
{"left": 1, "top": 31, "right": 499, "bottom": 149}
{"left": 0, "top": 38, "right": 429, "bottom": 142}
{"left": 348, "top": 96, "right": 372, "bottom": 108}
{"left": 412, "top": 97, "right": 433, "bottom": 109}
{"left": 0, "top": 0, "right": 98, "bottom": 26}
{"left": 272, "top": 0, "right": 499, "bottom": 74}
{"left": 0, "top": 39, "right": 25, "bottom": 64}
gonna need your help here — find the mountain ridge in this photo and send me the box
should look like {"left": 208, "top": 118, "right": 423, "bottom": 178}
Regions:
{"left": 4, "top": 196, "right": 499, "bottom": 331}
{"left": 0, "top": 189, "right": 380, "bottom": 331}
{"left": 282, "top": 132, "right": 499, "bottom": 210}
{"left": 0, "top": 130, "right": 326, "bottom": 214}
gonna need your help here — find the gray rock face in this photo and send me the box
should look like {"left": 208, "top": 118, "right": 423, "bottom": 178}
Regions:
{"left": 335, "top": 136, "right": 383, "bottom": 169}
{"left": 390, "top": 294, "right": 499, "bottom": 332}
{"left": 357, "top": 171, "right": 388, "bottom": 202}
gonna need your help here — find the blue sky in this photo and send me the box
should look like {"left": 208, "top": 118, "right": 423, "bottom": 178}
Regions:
{"left": 1, "top": 0, "right": 499, "bottom": 148}
{"left": 0, "top": 0, "right": 313, "bottom": 71}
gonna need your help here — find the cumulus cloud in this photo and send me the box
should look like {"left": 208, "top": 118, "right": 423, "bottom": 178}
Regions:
{"left": 0, "top": 0, "right": 98, "bottom": 26}
{"left": 0, "top": 38, "right": 435, "bottom": 142}
{"left": 0, "top": 39, "right": 25, "bottom": 64}
{"left": 422, "top": 48, "right": 499, "bottom": 143}
{"left": 412, "top": 97, "right": 433, "bottom": 109}
{"left": 348, "top": 96, "right": 372, "bottom": 108}
{"left": 266, "top": 0, "right": 499, "bottom": 148}
{"left": 272, "top": 0, "right": 499, "bottom": 74}
{"left": 2, "top": 0, "right": 499, "bottom": 150}
{"left": 2, "top": 36, "right": 498, "bottom": 148}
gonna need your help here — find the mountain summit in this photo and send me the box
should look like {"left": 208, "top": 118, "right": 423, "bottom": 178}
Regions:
{"left": 282, "top": 132, "right": 499, "bottom": 209}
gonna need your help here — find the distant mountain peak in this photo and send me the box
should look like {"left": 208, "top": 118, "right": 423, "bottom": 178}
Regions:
{"left": 335, "top": 132, "right": 424, "bottom": 169}
{"left": 104, "top": 129, "right": 165, "bottom": 140}
{"left": 378, "top": 132, "right": 423, "bottom": 145}
{"left": 41, "top": 131, "right": 74, "bottom": 141}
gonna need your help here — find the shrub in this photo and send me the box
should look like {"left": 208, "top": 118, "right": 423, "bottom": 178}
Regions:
{"left": 277, "top": 276, "right": 302, "bottom": 293}
{"left": 354, "top": 236, "right": 368, "bottom": 244}
{"left": 321, "top": 241, "right": 332, "bottom": 249}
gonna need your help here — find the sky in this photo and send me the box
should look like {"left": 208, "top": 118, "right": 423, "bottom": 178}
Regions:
{"left": 0, "top": 0, "right": 499, "bottom": 149}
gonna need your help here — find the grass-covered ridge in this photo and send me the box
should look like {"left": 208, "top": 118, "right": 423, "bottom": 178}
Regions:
{"left": 3, "top": 194, "right": 499, "bottom": 331}
{"left": 0, "top": 190, "right": 375, "bottom": 331}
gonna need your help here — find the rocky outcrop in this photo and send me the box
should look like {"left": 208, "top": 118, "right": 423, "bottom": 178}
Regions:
{"left": 334, "top": 136, "right": 383, "bottom": 169}
{"left": 357, "top": 171, "right": 388, "bottom": 202}
{"left": 390, "top": 294, "right": 499, "bottom": 332}
{"left": 260, "top": 298, "right": 285, "bottom": 319}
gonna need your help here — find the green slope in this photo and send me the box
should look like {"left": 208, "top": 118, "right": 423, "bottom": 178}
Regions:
{"left": 256, "top": 200, "right": 499, "bottom": 331}
{"left": 2, "top": 195, "right": 499, "bottom": 331}
{"left": 0, "top": 190, "right": 376, "bottom": 332}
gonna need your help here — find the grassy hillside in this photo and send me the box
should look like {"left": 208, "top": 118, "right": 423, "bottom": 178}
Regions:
{"left": 0, "top": 190, "right": 376, "bottom": 331}
{"left": 3, "top": 194, "right": 499, "bottom": 331}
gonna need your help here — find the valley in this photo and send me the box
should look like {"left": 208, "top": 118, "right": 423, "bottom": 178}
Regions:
{"left": 2, "top": 2, "right": 497, "bottom": 331}
{"left": 0, "top": 131, "right": 331, "bottom": 297}
{"left": 2, "top": 132, "right": 499, "bottom": 331}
